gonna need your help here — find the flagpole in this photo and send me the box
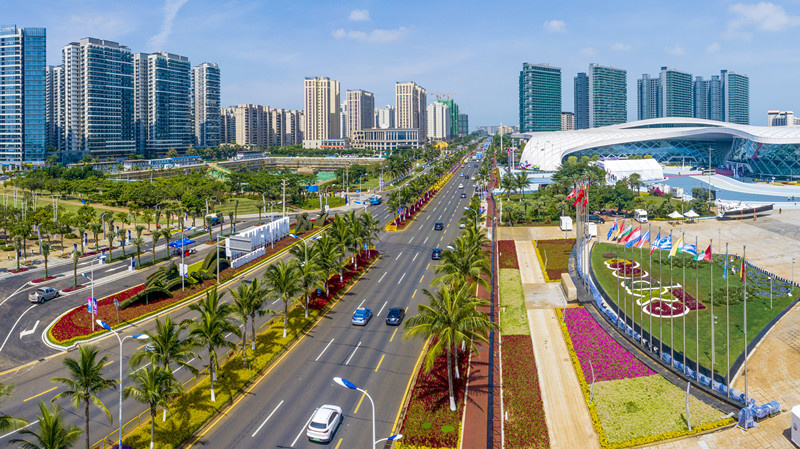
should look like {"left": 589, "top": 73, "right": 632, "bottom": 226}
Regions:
{"left": 682, "top": 231, "right": 687, "bottom": 376}
{"left": 743, "top": 245, "right": 748, "bottom": 406}
{"left": 648, "top": 223, "right": 652, "bottom": 350}
{"left": 695, "top": 235, "right": 699, "bottom": 378}
{"left": 725, "top": 242, "right": 730, "bottom": 398}
{"left": 658, "top": 226, "right": 662, "bottom": 356}
{"left": 640, "top": 228, "right": 645, "bottom": 348}
{"left": 710, "top": 238, "right": 714, "bottom": 382}
{"left": 670, "top": 231, "right": 674, "bottom": 365}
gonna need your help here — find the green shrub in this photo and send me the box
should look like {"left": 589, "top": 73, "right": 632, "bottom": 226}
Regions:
{"left": 1, "top": 245, "right": 13, "bottom": 252}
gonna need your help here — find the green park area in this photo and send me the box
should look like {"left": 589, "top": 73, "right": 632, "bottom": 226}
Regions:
{"left": 592, "top": 241, "right": 799, "bottom": 377}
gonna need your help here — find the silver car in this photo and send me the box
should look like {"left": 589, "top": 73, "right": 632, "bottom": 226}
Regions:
{"left": 28, "top": 287, "right": 59, "bottom": 304}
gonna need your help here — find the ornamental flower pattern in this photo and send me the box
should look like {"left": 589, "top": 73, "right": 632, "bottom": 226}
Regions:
{"left": 669, "top": 287, "right": 706, "bottom": 310}
{"left": 563, "top": 307, "right": 655, "bottom": 382}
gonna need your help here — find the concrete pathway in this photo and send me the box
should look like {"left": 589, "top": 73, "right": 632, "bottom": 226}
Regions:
{"left": 516, "top": 240, "right": 546, "bottom": 284}
{"left": 528, "top": 308, "right": 601, "bottom": 449}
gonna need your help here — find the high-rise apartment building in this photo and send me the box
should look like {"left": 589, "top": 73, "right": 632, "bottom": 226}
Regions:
{"left": 637, "top": 74, "right": 660, "bottom": 120}
{"left": 426, "top": 102, "right": 450, "bottom": 140}
{"left": 573, "top": 72, "right": 589, "bottom": 130}
{"left": 396, "top": 81, "right": 427, "bottom": 142}
{"left": 561, "top": 112, "right": 574, "bottom": 131}
{"left": 303, "top": 76, "right": 340, "bottom": 148}
{"left": 438, "top": 99, "right": 459, "bottom": 137}
{"left": 45, "top": 65, "right": 58, "bottom": 151}
{"left": 132, "top": 53, "right": 148, "bottom": 153}
{"left": 767, "top": 110, "right": 800, "bottom": 127}
{"left": 692, "top": 75, "right": 722, "bottom": 121}
{"left": 234, "top": 104, "right": 270, "bottom": 148}
{"left": 60, "top": 38, "right": 134, "bottom": 160}
{"left": 192, "top": 62, "right": 221, "bottom": 148}
{"left": 221, "top": 107, "right": 236, "bottom": 144}
{"left": 659, "top": 66, "right": 693, "bottom": 118}
{"left": 0, "top": 25, "right": 46, "bottom": 167}
{"left": 376, "top": 105, "right": 395, "bottom": 129}
{"left": 588, "top": 64, "right": 627, "bottom": 127}
{"left": 519, "top": 63, "right": 561, "bottom": 132}
{"left": 346, "top": 90, "right": 375, "bottom": 140}
{"left": 457, "top": 113, "right": 469, "bottom": 135}
{"left": 143, "top": 52, "right": 192, "bottom": 157}
{"left": 722, "top": 70, "right": 749, "bottom": 125}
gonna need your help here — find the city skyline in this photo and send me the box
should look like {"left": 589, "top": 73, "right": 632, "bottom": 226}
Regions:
{"left": 11, "top": 0, "right": 800, "bottom": 126}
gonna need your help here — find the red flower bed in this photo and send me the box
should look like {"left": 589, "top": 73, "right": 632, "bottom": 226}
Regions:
{"left": 644, "top": 300, "right": 686, "bottom": 317}
{"left": 498, "top": 240, "right": 519, "bottom": 269}
{"left": 669, "top": 287, "right": 706, "bottom": 310}
{"left": 608, "top": 261, "right": 633, "bottom": 269}
{"left": 308, "top": 251, "right": 378, "bottom": 310}
{"left": 9, "top": 268, "right": 29, "bottom": 273}
{"left": 32, "top": 276, "right": 57, "bottom": 284}
{"left": 50, "top": 284, "right": 146, "bottom": 342}
{"left": 394, "top": 191, "right": 436, "bottom": 229}
{"left": 399, "top": 344, "right": 469, "bottom": 447}
{"left": 502, "top": 335, "right": 549, "bottom": 448}
{"left": 617, "top": 266, "right": 645, "bottom": 277}
{"left": 62, "top": 284, "right": 87, "bottom": 293}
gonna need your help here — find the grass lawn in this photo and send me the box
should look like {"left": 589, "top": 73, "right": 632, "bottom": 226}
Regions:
{"left": 499, "top": 268, "right": 529, "bottom": 335}
{"left": 213, "top": 197, "right": 263, "bottom": 216}
{"left": 296, "top": 196, "right": 346, "bottom": 210}
{"left": 536, "top": 239, "right": 574, "bottom": 280}
{"left": 592, "top": 241, "right": 799, "bottom": 377}
{"left": 593, "top": 375, "right": 723, "bottom": 443}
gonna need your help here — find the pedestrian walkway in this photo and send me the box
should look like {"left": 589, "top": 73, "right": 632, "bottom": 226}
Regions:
{"left": 516, "top": 240, "right": 546, "bottom": 284}
{"left": 460, "top": 281, "right": 490, "bottom": 448}
{"left": 498, "top": 225, "right": 574, "bottom": 241}
{"left": 528, "top": 308, "right": 601, "bottom": 449}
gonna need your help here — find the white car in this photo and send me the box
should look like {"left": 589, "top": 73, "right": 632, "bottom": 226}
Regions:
{"left": 458, "top": 184, "right": 464, "bottom": 189}
{"left": 307, "top": 404, "right": 343, "bottom": 443}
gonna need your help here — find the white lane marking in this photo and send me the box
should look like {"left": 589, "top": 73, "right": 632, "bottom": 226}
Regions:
{"left": 409, "top": 236, "right": 414, "bottom": 244}
{"left": 0, "top": 419, "right": 38, "bottom": 439}
{"left": 225, "top": 332, "right": 232, "bottom": 338}
{"left": 412, "top": 252, "right": 419, "bottom": 262}
{"left": 271, "top": 299, "right": 280, "bottom": 305}
{"left": 357, "top": 299, "right": 366, "bottom": 309}
{"left": 172, "top": 357, "right": 196, "bottom": 374}
{"left": 0, "top": 305, "right": 36, "bottom": 353}
{"left": 315, "top": 339, "right": 335, "bottom": 362}
{"left": 19, "top": 320, "right": 39, "bottom": 338}
{"left": 345, "top": 341, "right": 362, "bottom": 365}
{"left": 378, "top": 272, "right": 387, "bottom": 283}
{"left": 395, "top": 251, "right": 403, "bottom": 261}
{"left": 433, "top": 207, "right": 437, "bottom": 212}
{"left": 104, "top": 265, "right": 126, "bottom": 272}
{"left": 423, "top": 237, "right": 429, "bottom": 245}
{"left": 425, "top": 215, "right": 430, "bottom": 221}
{"left": 252, "top": 400, "right": 284, "bottom": 437}
{"left": 377, "top": 301, "right": 387, "bottom": 317}
{"left": 397, "top": 272, "right": 406, "bottom": 285}
{"left": 134, "top": 361, "right": 153, "bottom": 373}
{"left": 292, "top": 411, "right": 317, "bottom": 447}
{"left": 0, "top": 284, "right": 29, "bottom": 308}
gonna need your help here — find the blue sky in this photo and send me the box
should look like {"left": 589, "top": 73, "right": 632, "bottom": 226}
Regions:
{"left": 10, "top": 0, "right": 800, "bottom": 126}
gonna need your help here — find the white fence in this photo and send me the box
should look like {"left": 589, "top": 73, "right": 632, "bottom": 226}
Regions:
{"left": 230, "top": 247, "right": 266, "bottom": 269}
{"left": 225, "top": 217, "right": 290, "bottom": 259}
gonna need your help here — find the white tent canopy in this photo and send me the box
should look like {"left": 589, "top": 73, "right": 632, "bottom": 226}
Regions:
{"left": 668, "top": 211, "right": 684, "bottom": 219}
{"left": 684, "top": 210, "right": 699, "bottom": 218}
{"left": 595, "top": 158, "right": 665, "bottom": 183}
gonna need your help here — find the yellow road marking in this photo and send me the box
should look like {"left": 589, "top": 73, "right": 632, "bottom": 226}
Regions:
{"left": 24, "top": 386, "right": 57, "bottom": 402}
{"left": 390, "top": 328, "right": 399, "bottom": 342}
{"left": 137, "top": 344, "right": 145, "bottom": 350}
{"left": 103, "top": 360, "right": 114, "bottom": 368}
{"left": 375, "top": 355, "right": 385, "bottom": 372}
{"left": 405, "top": 306, "right": 408, "bottom": 312}
{"left": 390, "top": 336, "right": 430, "bottom": 436}
{"left": 412, "top": 289, "right": 417, "bottom": 299}
{"left": 334, "top": 439, "right": 343, "bottom": 449}
{"left": 426, "top": 262, "right": 430, "bottom": 270}
{"left": 440, "top": 235, "right": 444, "bottom": 241}
{"left": 354, "top": 389, "right": 368, "bottom": 414}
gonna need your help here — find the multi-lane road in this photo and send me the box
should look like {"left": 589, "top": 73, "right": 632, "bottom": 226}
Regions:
{"left": 0, "top": 156, "right": 480, "bottom": 448}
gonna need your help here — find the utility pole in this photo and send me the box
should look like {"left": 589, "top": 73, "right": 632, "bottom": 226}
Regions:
{"left": 281, "top": 178, "right": 287, "bottom": 218}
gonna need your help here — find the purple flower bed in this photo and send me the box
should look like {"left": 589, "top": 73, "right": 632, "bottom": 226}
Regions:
{"left": 669, "top": 287, "right": 706, "bottom": 310}
{"left": 564, "top": 307, "right": 656, "bottom": 382}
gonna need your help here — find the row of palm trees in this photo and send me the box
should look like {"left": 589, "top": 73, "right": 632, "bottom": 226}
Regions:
{"left": 403, "top": 200, "right": 496, "bottom": 411}
{"left": 0, "top": 209, "right": 384, "bottom": 449}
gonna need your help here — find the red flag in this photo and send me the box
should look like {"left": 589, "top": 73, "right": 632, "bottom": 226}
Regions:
{"left": 566, "top": 186, "right": 577, "bottom": 200}
{"left": 581, "top": 194, "right": 588, "bottom": 213}
{"left": 696, "top": 245, "right": 711, "bottom": 261}
{"left": 573, "top": 187, "right": 585, "bottom": 207}
{"left": 741, "top": 259, "right": 746, "bottom": 282}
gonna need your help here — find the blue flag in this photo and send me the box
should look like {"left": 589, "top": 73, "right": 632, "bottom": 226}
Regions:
{"left": 606, "top": 219, "right": 618, "bottom": 241}
{"left": 723, "top": 247, "right": 728, "bottom": 279}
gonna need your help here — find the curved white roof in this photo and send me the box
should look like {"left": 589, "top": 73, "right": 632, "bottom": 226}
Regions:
{"left": 517, "top": 117, "right": 800, "bottom": 171}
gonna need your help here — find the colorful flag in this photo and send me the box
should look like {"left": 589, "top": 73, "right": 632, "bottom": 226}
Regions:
{"left": 660, "top": 234, "right": 672, "bottom": 250}
{"left": 607, "top": 219, "right": 618, "bottom": 240}
{"left": 87, "top": 297, "right": 97, "bottom": 315}
{"left": 648, "top": 231, "right": 661, "bottom": 254}
{"left": 618, "top": 224, "right": 633, "bottom": 242}
{"left": 694, "top": 245, "right": 712, "bottom": 261}
{"left": 573, "top": 187, "right": 585, "bottom": 207}
{"left": 681, "top": 244, "right": 697, "bottom": 256}
{"left": 637, "top": 229, "right": 651, "bottom": 249}
{"left": 624, "top": 226, "right": 642, "bottom": 247}
{"left": 668, "top": 237, "right": 683, "bottom": 259}
{"left": 741, "top": 258, "right": 746, "bottom": 282}
{"left": 723, "top": 247, "right": 728, "bottom": 279}
{"left": 581, "top": 193, "right": 588, "bottom": 213}
{"left": 566, "top": 186, "right": 578, "bottom": 200}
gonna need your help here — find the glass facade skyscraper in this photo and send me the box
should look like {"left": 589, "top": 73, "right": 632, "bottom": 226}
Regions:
{"left": 659, "top": 67, "right": 693, "bottom": 118}
{"left": 519, "top": 63, "right": 561, "bottom": 132}
{"left": 722, "top": 70, "right": 749, "bottom": 125}
{"left": 192, "top": 62, "right": 221, "bottom": 148}
{"left": 0, "top": 25, "right": 46, "bottom": 168}
{"left": 145, "top": 52, "right": 192, "bottom": 157}
{"left": 636, "top": 74, "right": 660, "bottom": 120}
{"left": 573, "top": 72, "right": 589, "bottom": 130}
{"left": 588, "top": 64, "right": 626, "bottom": 128}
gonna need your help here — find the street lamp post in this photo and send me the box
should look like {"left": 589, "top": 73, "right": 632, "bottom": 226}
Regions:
{"left": 333, "top": 377, "right": 402, "bottom": 449}
{"left": 465, "top": 206, "right": 478, "bottom": 232}
{"left": 96, "top": 319, "right": 149, "bottom": 449}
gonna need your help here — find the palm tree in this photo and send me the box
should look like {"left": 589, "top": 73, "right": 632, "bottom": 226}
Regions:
{"left": 215, "top": 212, "right": 224, "bottom": 235}
{"left": 500, "top": 174, "right": 516, "bottom": 198}
{"left": 12, "top": 234, "right": 23, "bottom": 270}
{"left": 51, "top": 345, "right": 116, "bottom": 449}
{"left": 124, "top": 365, "right": 182, "bottom": 449}
{"left": 263, "top": 260, "right": 303, "bottom": 338}
{"left": 161, "top": 229, "right": 172, "bottom": 259}
{"left": 0, "top": 383, "right": 26, "bottom": 433}
{"left": 9, "top": 401, "right": 80, "bottom": 449}
{"left": 514, "top": 170, "right": 531, "bottom": 199}
{"left": 135, "top": 224, "right": 146, "bottom": 239}
{"left": 228, "top": 211, "right": 234, "bottom": 234}
{"left": 131, "top": 237, "right": 145, "bottom": 268}
{"left": 130, "top": 316, "right": 198, "bottom": 375}
{"left": 151, "top": 230, "right": 161, "bottom": 263}
{"left": 230, "top": 279, "right": 273, "bottom": 365}
{"left": 117, "top": 229, "right": 126, "bottom": 259}
{"left": 105, "top": 229, "right": 114, "bottom": 261}
{"left": 76, "top": 225, "right": 86, "bottom": 254}
{"left": 432, "top": 236, "right": 491, "bottom": 289}
{"left": 330, "top": 218, "right": 350, "bottom": 283}
{"left": 359, "top": 212, "right": 381, "bottom": 258}
{"left": 345, "top": 211, "right": 365, "bottom": 269}
{"left": 71, "top": 250, "right": 81, "bottom": 288}
{"left": 295, "top": 258, "right": 322, "bottom": 318}
{"left": 154, "top": 209, "right": 162, "bottom": 230}
{"left": 311, "top": 235, "right": 341, "bottom": 296}
{"left": 40, "top": 241, "right": 51, "bottom": 279}
{"left": 89, "top": 223, "right": 102, "bottom": 251}
{"left": 403, "top": 282, "right": 494, "bottom": 411}
{"left": 186, "top": 288, "right": 239, "bottom": 402}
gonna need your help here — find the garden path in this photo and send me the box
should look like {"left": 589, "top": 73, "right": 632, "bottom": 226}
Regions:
{"left": 528, "top": 308, "right": 601, "bottom": 449}
{"left": 516, "top": 241, "right": 546, "bottom": 284}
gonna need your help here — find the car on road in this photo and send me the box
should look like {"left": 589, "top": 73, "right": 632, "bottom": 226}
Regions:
{"left": 460, "top": 192, "right": 466, "bottom": 198}
{"left": 458, "top": 183, "right": 464, "bottom": 189}
{"left": 351, "top": 307, "right": 373, "bottom": 326}
{"left": 459, "top": 223, "right": 466, "bottom": 229}
{"left": 306, "top": 404, "right": 342, "bottom": 443}
{"left": 28, "top": 287, "right": 59, "bottom": 304}
{"left": 386, "top": 308, "right": 406, "bottom": 326}
{"left": 588, "top": 214, "right": 606, "bottom": 224}
{"left": 431, "top": 248, "right": 442, "bottom": 260}
{"left": 434, "top": 222, "right": 444, "bottom": 230}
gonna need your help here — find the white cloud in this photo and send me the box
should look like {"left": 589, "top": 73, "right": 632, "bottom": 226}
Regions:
{"left": 349, "top": 9, "right": 371, "bottom": 21}
{"left": 331, "top": 27, "right": 408, "bottom": 43}
{"left": 725, "top": 2, "right": 800, "bottom": 39}
{"left": 68, "top": 14, "right": 137, "bottom": 37}
{"left": 664, "top": 44, "right": 686, "bottom": 56}
{"left": 543, "top": 20, "right": 567, "bottom": 33}
{"left": 707, "top": 42, "right": 721, "bottom": 53}
{"left": 610, "top": 43, "right": 632, "bottom": 51}
{"left": 580, "top": 47, "right": 597, "bottom": 56}
{"left": 148, "top": 0, "right": 190, "bottom": 50}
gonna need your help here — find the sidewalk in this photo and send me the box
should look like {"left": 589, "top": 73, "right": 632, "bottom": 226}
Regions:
{"left": 460, "top": 280, "right": 491, "bottom": 448}
{"left": 528, "top": 308, "right": 601, "bottom": 449}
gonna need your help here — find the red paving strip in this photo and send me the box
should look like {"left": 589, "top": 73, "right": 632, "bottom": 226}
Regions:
{"left": 461, "top": 280, "right": 491, "bottom": 448}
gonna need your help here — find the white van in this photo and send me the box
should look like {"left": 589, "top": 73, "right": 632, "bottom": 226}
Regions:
{"left": 635, "top": 209, "right": 648, "bottom": 223}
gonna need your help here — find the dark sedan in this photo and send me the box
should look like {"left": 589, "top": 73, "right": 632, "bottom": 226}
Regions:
{"left": 434, "top": 222, "right": 444, "bottom": 230}
{"left": 386, "top": 308, "right": 406, "bottom": 326}
{"left": 431, "top": 248, "right": 442, "bottom": 260}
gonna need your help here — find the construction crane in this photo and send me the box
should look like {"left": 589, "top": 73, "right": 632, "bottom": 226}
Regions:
{"left": 431, "top": 92, "right": 462, "bottom": 101}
